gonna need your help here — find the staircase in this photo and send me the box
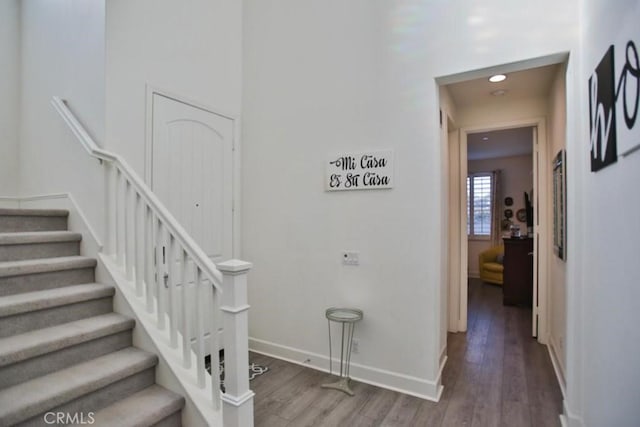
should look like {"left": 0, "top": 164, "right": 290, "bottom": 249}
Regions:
{"left": 0, "top": 208, "right": 185, "bottom": 426}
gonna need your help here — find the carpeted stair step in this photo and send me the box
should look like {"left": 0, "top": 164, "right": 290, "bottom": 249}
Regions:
{"left": 0, "top": 208, "right": 185, "bottom": 424}
{"left": 0, "top": 255, "right": 96, "bottom": 296}
{"left": 0, "top": 208, "right": 69, "bottom": 232}
{"left": 0, "top": 313, "right": 135, "bottom": 389}
{"left": 0, "top": 231, "right": 82, "bottom": 261}
{"left": 0, "top": 347, "right": 158, "bottom": 426}
{"left": 0, "top": 283, "right": 114, "bottom": 338}
{"left": 69, "top": 385, "right": 185, "bottom": 427}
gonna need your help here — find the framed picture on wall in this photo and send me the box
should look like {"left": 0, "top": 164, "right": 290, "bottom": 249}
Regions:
{"left": 553, "top": 150, "right": 566, "bottom": 260}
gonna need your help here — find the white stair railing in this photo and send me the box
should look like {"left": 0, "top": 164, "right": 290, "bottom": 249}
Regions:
{"left": 52, "top": 96, "right": 254, "bottom": 427}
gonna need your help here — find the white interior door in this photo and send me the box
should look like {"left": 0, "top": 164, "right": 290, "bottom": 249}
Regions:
{"left": 152, "top": 93, "right": 233, "bottom": 263}
{"left": 459, "top": 130, "right": 469, "bottom": 332}
{"left": 532, "top": 126, "right": 540, "bottom": 337}
{"left": 151, "top": 93, "right": 234, "bottom": 352}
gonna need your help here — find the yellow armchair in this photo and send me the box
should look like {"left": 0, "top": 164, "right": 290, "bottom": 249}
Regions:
{"left": 479, "top": 245, "right": 504, "bottom": 285}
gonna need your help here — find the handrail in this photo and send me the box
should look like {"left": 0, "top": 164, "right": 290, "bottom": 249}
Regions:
{"left": 51, "top": 96, "right": 223, "bottom": 291}
{"left": 51, "top": 97, "right": 114, "bottom": 162}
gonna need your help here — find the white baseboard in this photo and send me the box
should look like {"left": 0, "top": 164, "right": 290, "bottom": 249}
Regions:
{"left": 547, "top": 336, "right": 567, "bottom": 398}
{"left": 249, "top": 337, "right": 443, "bottom": 402}
{"left": 437, "top": 346, "right": 447, "bottom": 400}
{"left": 561, "top": 399, "right": 585, "bottom": 427}
{"left": 559, "top": 413, "right": 568, "bottom": 427}
{"left": 439, "top": 345, "right": 448, "bottom": 382}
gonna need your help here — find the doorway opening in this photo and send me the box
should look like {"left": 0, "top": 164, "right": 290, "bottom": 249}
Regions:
{"left": 437, "top": 53, "right": 570, "bottom": 424}
{"left": 439, "top": 54, "right": 569, "bottom": 354}
{"left": 467, "top": 126, "right": 535, "bottom": 309}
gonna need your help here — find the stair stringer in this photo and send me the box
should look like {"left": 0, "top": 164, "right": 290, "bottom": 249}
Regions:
{"left": 97, "top": 253, "right": 221, "bottom": 427}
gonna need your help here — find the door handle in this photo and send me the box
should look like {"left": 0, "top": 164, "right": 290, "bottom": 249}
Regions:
{"left": 163, "top": 273, "right": 169, "bottom": 288}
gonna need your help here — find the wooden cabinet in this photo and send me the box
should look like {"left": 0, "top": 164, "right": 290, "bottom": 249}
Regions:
{"left": 503, "top": 238, "right": 533, "bottom": 306}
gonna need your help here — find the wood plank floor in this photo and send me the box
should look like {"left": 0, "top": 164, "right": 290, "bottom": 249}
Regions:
{"left": 251, "top": 278, "right": 563, "bottom": 426}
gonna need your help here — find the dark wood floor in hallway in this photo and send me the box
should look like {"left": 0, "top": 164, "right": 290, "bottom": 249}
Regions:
{"left": 252, "top": 278, "right": 563, "bottom": 426}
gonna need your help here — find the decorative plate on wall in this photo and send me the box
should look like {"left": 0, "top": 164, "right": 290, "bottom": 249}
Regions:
{"left": 504, "top": 209, "right": 513, "bottom": 219}
{"left": 516, "top": 208, "right": 527, "bottom": 222}
{"left": 504, "top": 196, "right": 513, "bottom": 206}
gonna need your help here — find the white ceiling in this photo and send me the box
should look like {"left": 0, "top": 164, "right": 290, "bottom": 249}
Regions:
{"left": 446, "top": 63, "right": 559, "bottom": 160}
{"left": 467, "top": 127, "right": 533, "bottom": 160}
{"left": 447, "top": 63, "right": 559, "bottom": 110}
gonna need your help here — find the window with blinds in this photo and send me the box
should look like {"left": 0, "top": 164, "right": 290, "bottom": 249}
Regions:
{"left": 467, "top": 173, "right": 493, "bottom": 239}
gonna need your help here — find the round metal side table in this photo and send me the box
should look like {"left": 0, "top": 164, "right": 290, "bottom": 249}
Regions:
{"left": 322, "top": 307, "right": 363, "bottom": 396}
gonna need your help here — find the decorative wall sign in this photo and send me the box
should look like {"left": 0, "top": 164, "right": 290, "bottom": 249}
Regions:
{"left": 589, "top": 20, "right": 639, "bottom": 171}
{"left": 613, "top": 15, "right": 639, "bottom": 156}
{"left": 589, "top": 46, "right": 618, "bottom": 171}
{"left": 326, "top": 150, "right": 394, "bottom": 191}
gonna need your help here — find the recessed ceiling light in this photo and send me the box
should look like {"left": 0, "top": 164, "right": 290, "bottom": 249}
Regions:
{"left": 491, "top": 89, "right": 508, "bottom": 96}
{"left": 489, "top": 74, "right": 507, "bottom": 83}
{"left": 482, "top": 136, "right": 489, "bottom": 141}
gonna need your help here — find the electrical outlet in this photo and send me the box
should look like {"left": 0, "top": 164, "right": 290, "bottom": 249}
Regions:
{"left": 342, "top": 251, "right": 359, "bottom": 266}
{"left": 351, "top": 339, "right": 360, "bottom": 354}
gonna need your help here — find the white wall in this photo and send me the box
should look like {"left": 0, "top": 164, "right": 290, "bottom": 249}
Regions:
{"left": 242, "top": 0, "right": 578, "bottom": 399}
{"left": 0, "top": 0, "right": 21, "bottom": 197}
{"left": 565, "top": 0, "right": 640, "bottom": 425}
{"left": 105, "top": 0, "right": 242, "bottom": 179}
{"left": 457, "top": 97, "right": 549, "bottom": 129}
{"left": 468, "top": 154, "right": 533, "bottom": 276}
{"left": 546, "top": 64, "right": 568, "bottom": 388}
{"left": 19, "top": 0, "right": 107, "bottom": 239}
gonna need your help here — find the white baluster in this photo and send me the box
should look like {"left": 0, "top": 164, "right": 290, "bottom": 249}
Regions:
{"left": 134, "top": 192, "right": 143, "bottom": 296}
{"left": 168, "top": 234, "right": 178, "bottom": 348}
{"left": 116, "top": 169, "right": 125, "bottom": 266}
{"left": 124, "top": 180, "right": 133, "bottom": 281}
{"left": 181, "top": 250, "right": 191, "bottom": 368}
{"left": 144, "top": 205, "right": 154, "bottom": 313}
{"left": 106, "top": 162, "right": 116, "bottom": 257}
{"left": 219, "top": 260, "right": 254, "bottom": 427}
{"left": 210, "top": 287, "right": 221, "bottom": 408}
{"left": 155, "top": 218, "right": 165, "bottom": 329}
{"left": 195, "top": 267, "right": 206, "bottom": 388}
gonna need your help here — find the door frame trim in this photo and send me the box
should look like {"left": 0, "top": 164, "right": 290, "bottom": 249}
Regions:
{"left": 455, "top": 117, "right": 549, "bottom": 343}
{"left": 144, "top": 84, "right": 241, "bottom": 259}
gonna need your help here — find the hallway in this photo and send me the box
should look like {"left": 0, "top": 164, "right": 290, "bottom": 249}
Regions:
{"left": 252, "top": 278, "right": 562, "bottom": 426}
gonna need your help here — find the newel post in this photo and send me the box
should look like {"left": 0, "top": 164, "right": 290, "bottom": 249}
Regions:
{"left": 218, "top": 260, "right": 254, "bottom": 427}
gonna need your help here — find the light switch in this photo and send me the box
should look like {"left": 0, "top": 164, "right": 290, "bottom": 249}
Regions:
{"left": 342, "top": 251, "right": 359, "bottom": 266}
